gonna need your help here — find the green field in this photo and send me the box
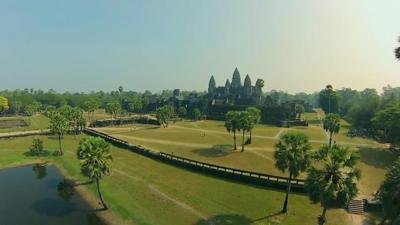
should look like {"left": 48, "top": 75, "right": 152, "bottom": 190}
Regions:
{"left": 0, "top": 112, "right": 392, "bottom": 224}
{"left": 95, "top": 115, "right": 393, "bottom": 197}
{"left": 0, "top": 114, "right": 49, "bottom": 133}
{"left": 0, "top": 135, "right": 353, "bottom": 225}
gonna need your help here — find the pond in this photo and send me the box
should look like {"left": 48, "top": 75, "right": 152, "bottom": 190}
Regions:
{"left": 0, "top": 165, "right": 103, "bottom": 225}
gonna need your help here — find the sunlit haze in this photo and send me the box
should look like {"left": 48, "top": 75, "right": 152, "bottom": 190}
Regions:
{"left": 1, "top": 0, "right": 399, "bottom": 93}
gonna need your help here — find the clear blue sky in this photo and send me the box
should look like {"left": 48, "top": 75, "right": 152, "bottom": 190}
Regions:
{"left": 1, "top": 0, "right": 399, "bottom": 93}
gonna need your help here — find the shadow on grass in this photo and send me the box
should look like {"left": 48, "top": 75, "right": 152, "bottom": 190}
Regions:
{"left": 191, "top": 145, "right": 235, "bottom": 157}
{"left": 364, "top": 205, "right": 383, "bottom": 225}
{"left": 252, "top": 210, "right": 284, "bottom": 223}
{"left": 357, "top": 147, "right": 395, "bottom": 169}
{"left": 23, "top": 150, "right": 53, "bottom": 157}
{"left": 193, "top": 214, "right": 253, "bottom": 225}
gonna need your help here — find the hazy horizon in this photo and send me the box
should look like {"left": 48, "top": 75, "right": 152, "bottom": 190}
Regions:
{"left": 1, "top": 0, "right": 400, "bottom": 94}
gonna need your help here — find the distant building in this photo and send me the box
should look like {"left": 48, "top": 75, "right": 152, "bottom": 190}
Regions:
{"left": 208, "top": 68, "right": 263, "bottom": 106}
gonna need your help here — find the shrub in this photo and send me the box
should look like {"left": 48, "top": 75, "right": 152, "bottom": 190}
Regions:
{"left": 30, "top": 138, "right": 44, "bottom": 156}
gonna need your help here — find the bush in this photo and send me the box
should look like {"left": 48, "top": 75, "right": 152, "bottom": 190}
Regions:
{"left": 30, "top": 138, "right": 44, "bottom": 156}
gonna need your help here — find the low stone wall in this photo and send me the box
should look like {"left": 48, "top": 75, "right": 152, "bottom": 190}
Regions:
{"left": 84, "top": 128, "right": 306, "bottom": 192}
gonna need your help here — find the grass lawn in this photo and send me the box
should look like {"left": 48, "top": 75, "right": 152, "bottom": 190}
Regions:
{"left": 0, "top": 114, "right": 49, "bottom": 133}
{"left": 0, "top": 134, "right": 352, "bottom": 225}
{"left": 96, "top": 116, "right": 393, "bottom": 198}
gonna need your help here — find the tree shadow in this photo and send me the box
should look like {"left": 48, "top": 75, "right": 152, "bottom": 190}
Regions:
{"left": 191, "top": 145, "right": 235, "bottom": 157}
{"left": 47, "top": 136, "right": 61, "bottom": 140}
{"left": 24, "top": 150, "right": 52, "bottom": 157}
{"left": 31, "top": 198, "right": 77, "bottom": 217}
{"left": 57, "top": 179, "right": 75, "bottom": 201}
{"left": 357, "top": 147, "right": 396, "bottom": 169}
{"left": 32, "top": 164, "right": 47, "bottom": 180}
{"left": 87, "top": 213, "right": 108, "bottom": 225}
{"left": 252, "top": 210, "right": 284, "bottom": 223}
{"left": 193, "top": 214, "right": 253, "bottom": 225}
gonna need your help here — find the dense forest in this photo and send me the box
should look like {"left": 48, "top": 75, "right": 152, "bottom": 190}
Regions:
{"left": 1, "top": 84, "right": 400, "bottom": 145}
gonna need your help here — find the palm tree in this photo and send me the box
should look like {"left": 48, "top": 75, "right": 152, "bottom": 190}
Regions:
{"left": 378, "top": 159, "right": 400, "bottom": 225}
{"left": 295, "top": 104, "right": 305, "bottom": 120}
{"left": 274, "top": 131, "right": 312, "bottom": 213}
{"left": 239, "top": 111, "right": 252, "bottom": 152}
{"left": 306, "top": 144, "right": 361, "bottom": 225}
{"left": 225, "top": 111, "right": 241, "bottom": 150}
{"left": 77, "top": 136, "right": 113, "bottom": 210}
{"left": 50, "top": 112, "right": 69, "bottom": 156}
{"left": 246, "top": 107, "right": 261, "bottom": 144}
{"left": 323, "top": 113, "right": 341, "bottom": 148}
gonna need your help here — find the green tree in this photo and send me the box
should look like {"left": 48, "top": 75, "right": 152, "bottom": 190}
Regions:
{"left": 323, "top": 113, "right": 341, "bottom": 149}
{"left": 83, "top": 100, "right": 99, "bottom": 123}
{"left": 178, "top": 106, "right": 187, "bottom": 119}
{"left": 225, "top": 111, "right": 241, "bottom": 150}
{"left": 0, "top": 96, "right": 9, "bottom": 113}
{"left": 156, "top": 105, "right": 175, "bottom": 128}
{"left": 378, "top": 159, "right": 400, "bottom": 225}
{"left": 105, "top": 102, "right": 121, "bottom": 120}
{"left": 306, "top": 144, "right": 360, "bottom": 225}
{"left": 77, "top": 136, "right": 112, "bottom": 210}
{"left": 239, "top": 111, "right": 252, "bottom": 152}
{"left": 319, "top": 85, "right": 339, "bottom": 114}
{"left": 274, "top": 131, "right": 312, "bottom": 213}
{"left": 295, "top": 104, "right": 305, "bottom": 119}
{"left": 192, "top": 108, "right": 201, "bottom": 121}
{"left": 10, "top": 101, "right": 22, "bottom": 115}
{"left": 50, "top": 112, "right": 69, "bottom": 156}
{"left": 372, "top": 104, "right": 400, "bottom": 145}
{"left": 30, "top": 138, "right": 44, "bottom": 156}
{"left": 127, "top": 98, "right": 143, "bottom": 113}
{"left": 246, "top": 107, "right": 261, "bottom": 144}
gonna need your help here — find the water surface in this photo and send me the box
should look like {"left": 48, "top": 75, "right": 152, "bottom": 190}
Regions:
{"left": 0, "top": 165, "right": 101, "bottom": 225}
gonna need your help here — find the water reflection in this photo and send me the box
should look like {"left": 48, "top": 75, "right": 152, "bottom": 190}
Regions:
{"left": 0, "top": 165, "right": 101, "bottom": 225}
{"left": 32, "top": 164, "right": 47, "bottom": 180}
{"left": 57, "top": 179, "right": 75, "bottom": 201}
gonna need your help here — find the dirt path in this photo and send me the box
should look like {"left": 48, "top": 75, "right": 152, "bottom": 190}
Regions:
{"left": 116, "top": 134, "right": 275, "bottom": 152}
{"left": 0, "top": 129, "right": 50, "bottom": 138}
{"left": 347, "top": 214, "right": 369, "bottom": 225}
{"left": 274, "top": 128, "right": 286, "bottom": 139}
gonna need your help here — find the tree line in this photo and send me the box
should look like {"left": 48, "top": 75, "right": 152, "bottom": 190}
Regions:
{"left": 318, "top": 84, "right": 400, "bottom": 145}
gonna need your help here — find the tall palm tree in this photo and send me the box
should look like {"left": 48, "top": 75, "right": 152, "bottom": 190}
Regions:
{"left": 295, "top": 104, "right": 305, "bottom": 120}
{"left": 50, "top": 112, "right": 69, "bottom": 156}
{"left": 306, "top": 144, "right": 361, "bottom": 225}
{"left": 275, "top": 131, "right": 312, "bottom": 213}
{"left": 225, "top": 111, "right": 241, "bottom": 150}
{"left": 239, "top": 111, "right": 252, "bottom": 152}
{"left": 323, "top": 113, "right": 341, "bottom": 148}
{"left": 246, "top": 107, "right": 261, "bottom": 144}
{"left": 77, "top": 136, "right": 113, "bottom": 210}
{"left": 378, "top": 159, "right": 400, "bottom": 225}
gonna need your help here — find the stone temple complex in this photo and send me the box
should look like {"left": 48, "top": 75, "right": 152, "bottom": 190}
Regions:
{"left": 208, "top": 68, "right": 264, "bottom": 106}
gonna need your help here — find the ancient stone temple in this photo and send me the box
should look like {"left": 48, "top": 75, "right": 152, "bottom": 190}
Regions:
{"left": 207, "top": 67, "right": 263, "bottom": 106}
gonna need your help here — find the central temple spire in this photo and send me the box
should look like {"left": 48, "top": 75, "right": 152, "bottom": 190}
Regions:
{"left": 231, "top": 67, "right": 242, "bottom": 90}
